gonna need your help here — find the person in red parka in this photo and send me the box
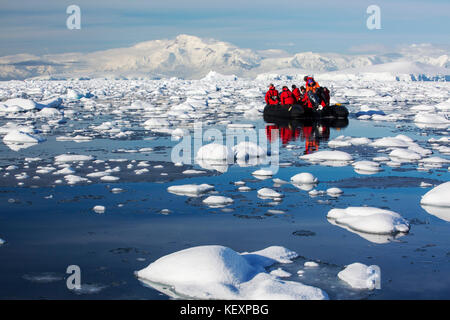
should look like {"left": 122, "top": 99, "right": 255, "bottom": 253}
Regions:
{"left": 265, "top": 83, "right": 279, "bottom": 105}
{"left": 292, "top": 85, "right": 301, "bottom": 102}
{"left": 280, "top": 86, "right": 295, "bottom": 105}
{"left": 300, "top": 86, "right": 313, "bottom": 109}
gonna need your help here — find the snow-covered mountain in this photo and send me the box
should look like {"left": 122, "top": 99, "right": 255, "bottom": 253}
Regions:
{"left": 0, "top": 34, "right": 448, "bottom": 81}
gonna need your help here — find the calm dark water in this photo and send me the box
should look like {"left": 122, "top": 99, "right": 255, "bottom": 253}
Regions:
{"left": 0, "top": 116, "right": 449, "bottom": 299}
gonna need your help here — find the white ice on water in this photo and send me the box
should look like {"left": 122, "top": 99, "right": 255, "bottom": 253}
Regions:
{"left": 290, "top": 172, "right": 318, "bottom": 184}
{"left": 167, "top": 184, "right": 214, "bottom": 197}
{"left": 420, "top": 181, "right": 450, "bottom": 208}
{"left": 202, "top": 196, "right": 234, "bottom": 207}
{"left": 327, "top": 207, "right": 410, "bottom": 239}
{"left": 338, "top": 263, "right": 377, "bottom": 290}
{"left": 257, "top": 188, "right": 283, "bottom": 199}
{"left": 136, "top": 245, "right": 328, "bottom": 300}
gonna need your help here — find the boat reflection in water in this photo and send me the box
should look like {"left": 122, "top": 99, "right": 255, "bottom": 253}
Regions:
{"left": 264, "top": 115, "right": 349, "bottom": 154}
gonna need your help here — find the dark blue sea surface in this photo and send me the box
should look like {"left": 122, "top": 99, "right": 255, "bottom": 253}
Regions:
{"left": 0, "top": 114, "right": 449, "bottom": 299}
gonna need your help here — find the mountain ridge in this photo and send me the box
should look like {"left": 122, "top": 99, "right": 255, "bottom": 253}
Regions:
{"left": 0, "top": 34, "right": 448, "bottom": 81}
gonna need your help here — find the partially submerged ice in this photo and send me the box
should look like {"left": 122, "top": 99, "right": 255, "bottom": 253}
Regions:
{"left": 202, "top": 196, "right": 234, "bottom": 208}
{"left": 338, "top": 263, "right": 379, "bottom": 290}
{"left": 420, "top": 182, "right": 450, "bottom": 222}
{"left": 167, "top": 184, "right": 214, "bottom": 197}
{"left": 327, "top": 207, "right": 410, "bottom": 244}
{"left": 136, "top": 245, "right": 328, "bottom": 300}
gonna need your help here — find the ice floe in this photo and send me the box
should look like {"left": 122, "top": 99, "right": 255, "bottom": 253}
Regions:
{"left": 290, "top": 172, "right": 318, "bottom": 184}
{"left": 55, "top": 154, "right": 94, "bottom": 162}
{"left": 327, "top": 207, "right": 410, "bottom": 243}
{"left": 352, "top": 161, "right": 382, "bottom": 174}
{"left": 167, "top": 184, "right": 214, "bottom": 197}
{"left": 257, "top": 188, "right": 283, "bottom": 199}
{"left": 136, "top": 245, "right": 328, "bottom": 300}
{"left": 202, "top": 196, "right": 234, "bottom": 208}
{"left": 420, "top": 181, "right": 450, "bottom": 208}
{"left": 300, "top": 151, "right": 353, "bottom": 166}
{"left": 338, "top": 263, "right": 378, "bottom": 290}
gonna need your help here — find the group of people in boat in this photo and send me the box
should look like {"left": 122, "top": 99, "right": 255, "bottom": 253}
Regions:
{"left": 264, "top": 76, "right": 330, "bottom": 110}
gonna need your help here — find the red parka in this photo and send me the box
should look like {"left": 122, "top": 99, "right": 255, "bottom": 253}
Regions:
{"left": 292, "top": 87, "right": 301, "bottom": 102}
{"left": 280, "top": 88, "right": 295, "bottom": 105}
{"left": 265, "top": 87, "right": 279, "bottom": 105}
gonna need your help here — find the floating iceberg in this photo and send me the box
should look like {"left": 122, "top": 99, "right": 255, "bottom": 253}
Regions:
{"left": 167, "top": 184, "right": 214, "bottom": 197}
{"left": 202, "top": 196, "right": 234, "bottom": 208}
{"left": 136, "top": 245, "right": 328, "bottom": 300}
{"left": 420, "top": 182, "right": 450, "bottom": 208}
{"left": 338, "top": 263, "right": 378, "bottom": 290}
{"left": 327, "top": 207, "right": 410, "bottom": 243}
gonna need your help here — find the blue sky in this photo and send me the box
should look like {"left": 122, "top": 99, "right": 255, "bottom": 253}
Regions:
{"left": 0, "top": 0, "right": 449, "bottom": 56}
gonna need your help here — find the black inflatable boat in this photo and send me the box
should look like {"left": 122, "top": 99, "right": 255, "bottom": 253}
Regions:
{"left": 263, "top": 103, "right": 349, "bottom": 119}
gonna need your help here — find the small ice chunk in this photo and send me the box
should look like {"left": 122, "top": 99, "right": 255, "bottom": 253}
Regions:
{"left": 100, "top": 175, "right": 120, "bottom": 182}
{"left": 304, "top": 261, "right": 319, "bottom": 268}
{"left": 389, "top": 149, "right": 422, "bottom": 161}
{"left": 182, "top": 169, "right": 205, "bottom": 175}
{"left": 420, "top": 182, "right": 432, "bottom": 188}
{"left": 300, "top": 150, "right": 353, "bottom": 162}
{"left": 252, "top": 169, "right": 273, "bottom": 177}
{"left": 203, "top": 196, "right": 234, "bottom": 207}
{"left": 338, "top": 262, "right": 378, "bottom": 290}
{"left": 64, "top": 175, "right": 89, "bottom": 185}
{"left": 327, "top": 188, "right": 343, "bottom": 197}
{"left": 167, "top": 184, "right": 214, "bottom": 196}
{"left": 353, "top": 161, "right": 382, "bottom": 174}
{"left": 291, "top": 172, "right": 318, "bottom": 184}
{"left": 55, "top": 154, "right": 94, "bottom": 162}
{"left": 196, "top": 143, "right": 232, "bottom": 162}
{"left": 160, "top": 209, "right": 171, "bottom": 215}
{"left": 257, "top": 188, "right": 283, "bottom": 199}
{"left": 308, "top": 189, "right": 325, "bottom": 197}
{"left": 93, "top": 205, "right": 105, "bottom": 214}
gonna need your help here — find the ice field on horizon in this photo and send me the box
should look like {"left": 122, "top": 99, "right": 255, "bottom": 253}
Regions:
{"left": 0, "top": 73, "right": 449, "bottom": 300}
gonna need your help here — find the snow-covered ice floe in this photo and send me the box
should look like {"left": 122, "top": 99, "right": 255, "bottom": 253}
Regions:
{"left": 352, "top": 161, "right": 382, "bottom": 175}
{"left": 202, "top": 196, "right": 234, "bottom": 208}
{"left": 2, "top": 130, "right": 46, "bottom": 151}
{"left": 196, "top": 143, "right": 232, "bottom": 172}
{"left": 290, "top": 172, "right": 318, "bottom": 191}
{"left": 290, "top": 172, "right": 318, "bottom": 184}
{"left": 300, "top": 151, "right": 353, "bottom": 167}
{"left": 135, "top": 245, "right": 328, "bottom": 300}
{"left": 420, "top": 181, "right": 450, "bottom": 207}
{"left": 55, "top": 154, "right": 94, "bottom": 162}
{"left": 252, "top": 169, "right": 273, "bottom": 179}
{"left": 167, "top": 184, "right": 214, "bottom": 197}
{"left": 257, "top": 188, "right": 283, "bottom": 200}
{"left": 420, "top": 182, "right": 450, "bottom": 221}
{"left": 338, "top": 263, "right": 379, "bottom": 290}
{"left": 327, "top": 207, "right": 410, "bottom": 244}
{"left": 327, "top": 188, "right": 343, "bottom": 197}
